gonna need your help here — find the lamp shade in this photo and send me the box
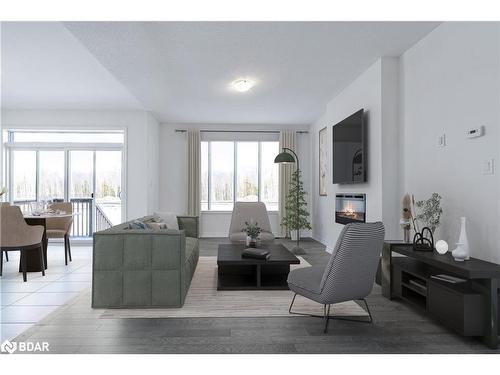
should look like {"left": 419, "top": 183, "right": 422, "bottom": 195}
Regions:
{"left": 274, "top": 151, "right": 296, "bottom": 164}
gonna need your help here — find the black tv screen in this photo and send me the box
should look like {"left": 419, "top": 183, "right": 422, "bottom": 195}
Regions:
{"left": 332, "top": 109, "right": 366, "bottom": 184}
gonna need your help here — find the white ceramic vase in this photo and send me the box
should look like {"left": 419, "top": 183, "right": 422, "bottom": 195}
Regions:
{"left": 452, "top": 217, "right": 470, "bottom": 261}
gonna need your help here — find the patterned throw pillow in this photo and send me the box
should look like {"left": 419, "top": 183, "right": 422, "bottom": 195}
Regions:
{"left": 153, "top": 211, "right": 179, "bottom": 230}
{"left": 127, "top": 220, "right": 149, "bottom": 230}
{"left": 147, "top": 222, "right": 168, "bottom": 231}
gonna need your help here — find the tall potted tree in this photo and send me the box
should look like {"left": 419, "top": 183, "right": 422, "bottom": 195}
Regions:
{"left": 281, "top": 169, "right": 311, "bottom": 254}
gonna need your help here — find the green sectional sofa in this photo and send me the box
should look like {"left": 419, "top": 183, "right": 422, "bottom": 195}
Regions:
{"left": 92, "top": 215, "right": 199, "bottom": 308}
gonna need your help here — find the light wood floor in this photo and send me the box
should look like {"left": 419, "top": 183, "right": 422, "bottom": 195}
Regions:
{"left": 12, "top": 237, "right": 500, "bottom": 354}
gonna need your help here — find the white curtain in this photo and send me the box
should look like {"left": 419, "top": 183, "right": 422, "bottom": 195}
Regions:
{"left": 279, "top": 131, "right": 296, "bottom": 238}
{"left": 187, "top": 129, "right": 201, "bottom": 216}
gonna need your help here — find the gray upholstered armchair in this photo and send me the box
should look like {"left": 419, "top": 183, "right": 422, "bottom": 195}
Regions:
{"left": 228, "top": 202, "right": 275, "bottom": 243}
{"left": 287, "top": 222, "right": 385, "bottom": 332}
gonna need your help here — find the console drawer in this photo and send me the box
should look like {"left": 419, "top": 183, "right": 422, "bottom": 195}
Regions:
{"left": 427, "top": 280, "right": 484, "bottom": 336}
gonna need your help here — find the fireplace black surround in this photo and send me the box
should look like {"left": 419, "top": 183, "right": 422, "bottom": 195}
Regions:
{"left": 335, "top": 194, "right": 366, "bottom": 224}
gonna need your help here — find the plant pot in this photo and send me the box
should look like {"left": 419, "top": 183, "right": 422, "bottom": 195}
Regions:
{"left": 246, "top": 236, "right": 259, "bottom": 248}
{"left": 290, "top": 230, "right": 300, "bottom": 242}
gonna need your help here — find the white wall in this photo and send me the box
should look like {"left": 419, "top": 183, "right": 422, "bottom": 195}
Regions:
{"left": 401, "top": 22, "right": 500, "bottom": 263}
{"left": 146, "top": 113, "right": 160, "bottom": 214}
{"left": 0, "top": 109, "right": 161, "bottom": 220}
{"left": 159, "top": 122, "right": 311, "bottom": 237}
{"left": 310, "top": 58, "right": 401, "bottom": 252}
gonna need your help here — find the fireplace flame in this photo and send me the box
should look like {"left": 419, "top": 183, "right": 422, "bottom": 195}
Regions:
{"left": 342, "top": 202, "right": 356, "bottom": 217}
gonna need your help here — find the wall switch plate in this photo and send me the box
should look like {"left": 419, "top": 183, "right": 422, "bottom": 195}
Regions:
{"left": 466, "top": 126, "right": 484, "bottom": 139}
{"left": 482, "top": 159, "right": 494, "bottom": 175}
{"left": 437, "top": 134, "right": 446, "bottom": 147}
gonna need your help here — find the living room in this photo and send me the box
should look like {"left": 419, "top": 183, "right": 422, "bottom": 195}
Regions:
{"left": 1, "top": 0, "right": 500, "bottom": 370}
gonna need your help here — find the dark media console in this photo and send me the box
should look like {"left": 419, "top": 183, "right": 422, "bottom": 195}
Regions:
{"left": 381, "top": 241, "right": 500, "bottom": 349}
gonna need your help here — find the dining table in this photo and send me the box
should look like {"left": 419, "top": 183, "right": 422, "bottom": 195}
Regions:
{"left": 22, "top": 212, "right": 79, "bottom": 272}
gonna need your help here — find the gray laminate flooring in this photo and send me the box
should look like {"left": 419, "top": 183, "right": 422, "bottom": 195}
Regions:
{"left": 11, "top": 238, "right": 500, "bottom": 354}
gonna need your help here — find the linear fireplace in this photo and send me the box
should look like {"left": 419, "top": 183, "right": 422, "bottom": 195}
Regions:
{"left": 335, "top": 194, "right": 366, "bottom": 224}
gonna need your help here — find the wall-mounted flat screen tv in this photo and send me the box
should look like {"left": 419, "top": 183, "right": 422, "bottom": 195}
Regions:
{"left": 332, "top": 109, "right": 366, "bottom": 184}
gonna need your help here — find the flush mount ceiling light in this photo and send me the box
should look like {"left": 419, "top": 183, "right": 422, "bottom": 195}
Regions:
{"left": 231, "top": 78, "right": 256, "bottom": 93}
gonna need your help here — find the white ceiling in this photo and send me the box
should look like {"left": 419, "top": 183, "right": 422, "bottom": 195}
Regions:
{"left": 2, "top": 21, "right": 440, "bottom": 124}
{"left": 1, "top": 22, "right": 143, "bottom": 110}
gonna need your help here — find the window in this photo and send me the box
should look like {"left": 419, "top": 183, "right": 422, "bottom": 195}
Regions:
{"left": 210, "top": 142, "right": 234, "bottom": 211}
{"left": 201, "top": 141, "right": 279, "bottom": 211}
{"left": 12, "top": 150, "right": 36, "bottom": 201}
{"left": 236, "top": 142, "right": 258, "bottom": 202}
{"left": 39, "top": 151, "right": 65, "bottom": 201}
{"left": 6, "top": 130, "right": 124, "bottom": 143}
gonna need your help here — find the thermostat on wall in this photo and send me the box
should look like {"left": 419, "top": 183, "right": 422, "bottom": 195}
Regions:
{"left": 466, "top": 126, "right": 484, "bottom": 139}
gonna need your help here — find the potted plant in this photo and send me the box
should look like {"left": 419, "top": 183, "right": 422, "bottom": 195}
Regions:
{"left": 415, "top": 193, "right": 442, "bottom": 234}
{"left": 244, "top": 221, "right": 262, "bottom": 248}
{"left": 281, "top": 169, "right": 312, "bottom": 244}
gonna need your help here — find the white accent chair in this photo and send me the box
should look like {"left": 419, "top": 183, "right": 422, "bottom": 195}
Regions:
{"left": 228, "top": 202, "right": 275, "bottom": 243}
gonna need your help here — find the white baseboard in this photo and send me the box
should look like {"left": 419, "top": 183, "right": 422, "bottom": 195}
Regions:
{"left": 200, "top": 232, "right": 228, "bottom": 238}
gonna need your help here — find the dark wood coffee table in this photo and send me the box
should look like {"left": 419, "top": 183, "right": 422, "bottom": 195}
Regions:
{"left": 217, "top": 243, "right": 300, "bottom": 290}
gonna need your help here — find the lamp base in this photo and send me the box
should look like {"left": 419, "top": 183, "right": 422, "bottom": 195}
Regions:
{"left": 291, "top": 246, "right": 306, "bottom": 255}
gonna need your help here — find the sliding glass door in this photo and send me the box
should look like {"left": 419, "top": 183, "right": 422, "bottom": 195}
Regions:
{"left": 95, "top": 151, "right": 122, "bottom": 231}
{"left": 69, "top": 150, "right": 95, "bottom": 237}
{"left": 39, "top": 151, "right": 65, "bottom": 201}
{"left": 12, "top": 150, "right": 36, "bottom": 203}
{"left": 8, "top": 147, "right": 123, "bottom": 238}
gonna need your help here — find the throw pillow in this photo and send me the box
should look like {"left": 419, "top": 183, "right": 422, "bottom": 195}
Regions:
{"left": 153, "top": 211, "right": 179, "bottom": 230}
{"left": 147, "top": 222, "right": 168, "bottom": 231}
{"left": 127, "top": 220, "right": 149, "bottom": 230}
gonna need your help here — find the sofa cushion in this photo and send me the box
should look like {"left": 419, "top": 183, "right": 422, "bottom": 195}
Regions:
{"left": 153, "top": 211, "right": 179, "bottom": 230}
{"left": 185, "top": 237, "right": 198, "bottom": 261}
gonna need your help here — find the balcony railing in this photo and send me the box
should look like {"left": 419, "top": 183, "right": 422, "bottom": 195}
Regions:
{"left": 13, "top": 198, "right": 115, "bottom": 238}
{"left": 71, "top": 198, "right": 93, "bottom": 237}
{"left": 96, "top": 204, "right": 114, "bottom": 232}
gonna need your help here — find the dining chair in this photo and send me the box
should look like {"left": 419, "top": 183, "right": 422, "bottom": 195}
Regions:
{"left": 46, "top": 202, "right": 74, "bottom": 265}
{"left": 0, "top": 205, "right": 45, "bottom": 282}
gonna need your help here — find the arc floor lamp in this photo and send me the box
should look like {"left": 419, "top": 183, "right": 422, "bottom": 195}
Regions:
{"left": 274, "top": 147, "right": 306, "bottom": 255}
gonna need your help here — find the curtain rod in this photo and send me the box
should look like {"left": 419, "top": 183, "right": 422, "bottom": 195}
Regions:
{"left": 175, "top": 129, "right": 308, "bottom": 134}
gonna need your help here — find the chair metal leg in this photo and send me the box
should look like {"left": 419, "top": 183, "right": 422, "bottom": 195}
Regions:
{"left": 5, "top": 251, "right": 8, "bottom": 262}
{"left": 324, "top": 304, "right": 331, "bottom": 333}
{"left": 288, "top": 293, "right": 297, "bottom": 313}
{"left": 38, "top": 246, "right": 45, "bottom": 277}
{"left": 20, "top": 251, "right": 27, "bottom": 282}
{"left": 288, "top": 294, "right": 373, "bottom": 333}
{"left": 0, "top": 251, "right": 3, "bottom": 276}
{"left": 361, "top": 298, "right": 373, "bottom": 323}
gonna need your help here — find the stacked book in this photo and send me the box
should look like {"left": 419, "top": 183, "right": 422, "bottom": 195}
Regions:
{"left": 242, "top": 248, "right": 270, "bottom": 260}
{"left": 430, "top": 274, "right": 466, "bottom": 284}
